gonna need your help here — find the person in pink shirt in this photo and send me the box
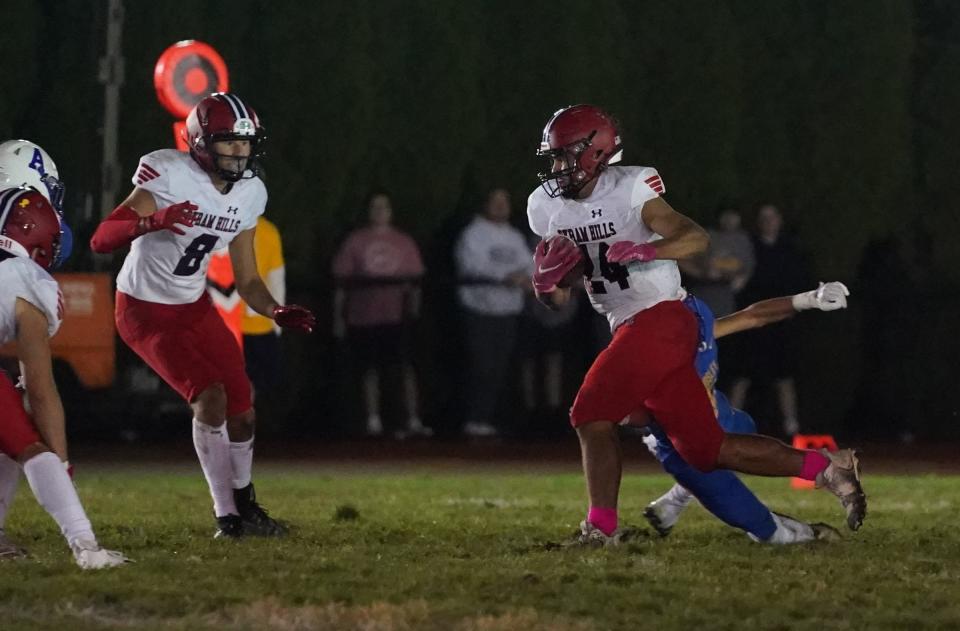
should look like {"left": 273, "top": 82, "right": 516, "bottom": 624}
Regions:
{"left": 332, "top": 192, "right": 428, "bottom": 438}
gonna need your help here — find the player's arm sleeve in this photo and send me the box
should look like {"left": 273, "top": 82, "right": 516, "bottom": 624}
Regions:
{"left": 91, "top": 152, "right": 174, "bottom": 253}
{"left": 630, "top": 167, "right": 665, "bottom": 211}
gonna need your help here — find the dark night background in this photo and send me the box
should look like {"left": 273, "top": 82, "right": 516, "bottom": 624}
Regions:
{"left": 2, "top": 0, "right": 958, "bottom": 442}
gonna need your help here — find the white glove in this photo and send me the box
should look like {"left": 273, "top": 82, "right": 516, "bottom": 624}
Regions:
{"left": 791, "top": 281, "right": 850, "bottom": 312}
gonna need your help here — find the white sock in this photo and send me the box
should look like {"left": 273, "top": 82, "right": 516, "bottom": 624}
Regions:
{"left": 23, "top": 451, "right": 95, "bottom": 547}
{"left": 229, "top": 438, "right": 254, "bottom": 490}
{"left": 0, "top": 454, "right": 20, "bottom": 530}
{"left": 663, "top": 483, "right": 695, "bottom": 507}
{"left": 755, "top": 512, "right": 816, "bottom": 544}
{"left": 192, "top": 419, "right": 238, "bottom": 517}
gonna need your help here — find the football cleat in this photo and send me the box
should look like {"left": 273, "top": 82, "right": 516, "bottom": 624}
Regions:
{"left": 642, "top": 486, "right": 694, "bottom": 537}
{"left": 214, "top": 514, "right": 244, "bottom": 539}
{"left": 71, "top": 539, "right": 129, "bottom": 569}
{"left": 754, "top": 512, "right": 816, "bottom": 544}
{"left": 642, "top": 504, "right": 675, "bottom": 538}
{"left": 815, "top": 448, "right": 867, "bottom": 531}
{"left": 751, "top": 513, "right": 841, "bottom": 544}
{"left": 576, "top": 520, "right": 642, "bottom": 547}
{"left": 810, "top": 522, "right": 842, "bottom": 542}
{"left": 0, "top": 531, "right": 27, "bottom": 559}
{"left": 234, "top": 483, "right": 288, "bottom": 537}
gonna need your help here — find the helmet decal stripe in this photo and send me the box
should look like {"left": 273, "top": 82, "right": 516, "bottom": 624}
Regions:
{"left": 224, "top": 93, "right": 249, "bottom": 120}
{"left": 0, "top": 187, "right": 22, "bottom": 229}
{"left": 217, "top": 93, "right": 243, "bottom": 121}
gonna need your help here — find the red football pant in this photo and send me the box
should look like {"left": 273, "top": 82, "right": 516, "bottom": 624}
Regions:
{"left": 570, "top": 299, "right": 724, "bottom": 472}
{"left": 0, "top": 371, "right": 42, "bottom": 459}
{"left": 115, "top": 292, "right": 253, "bottom": 417}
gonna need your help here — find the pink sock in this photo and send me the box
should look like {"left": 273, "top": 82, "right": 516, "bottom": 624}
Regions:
{"left": 798, "top": 450, "right": 830, "bottom": 481}
{"left": 587, "top": 506, "right": 618, "bottom": 536}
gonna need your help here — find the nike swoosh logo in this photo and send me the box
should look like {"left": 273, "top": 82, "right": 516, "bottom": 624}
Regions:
{"left": 538, "top": 263, "right": 563, "bottom": 273}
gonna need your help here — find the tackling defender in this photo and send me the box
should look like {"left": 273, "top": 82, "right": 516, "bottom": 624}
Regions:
{"left": 527, "top": 105, "right": 865, "bottom": 543}
{"left": 0, "top": 186, "right": 127, "bottom": 568}
{"left": 90, "top": 93, "right": 316, "bottom": 538}
{"left": 0, "top": 140, "right": 74, "bottom": 558}
{"left": 640, "top": 282, "right": 850, "bottom": 543}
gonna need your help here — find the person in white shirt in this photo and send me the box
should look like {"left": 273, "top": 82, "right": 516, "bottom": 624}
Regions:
{"left": 454, "top": 188, "right": 532, "bottom": 437}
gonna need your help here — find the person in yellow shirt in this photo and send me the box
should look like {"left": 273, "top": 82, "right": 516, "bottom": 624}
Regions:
{"left": 241, "top": 216, "right": 286, "bottom": 399}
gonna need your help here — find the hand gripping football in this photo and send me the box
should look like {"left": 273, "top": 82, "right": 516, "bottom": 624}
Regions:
{"left": 535, "top": 235, "right": 584, "bottom": 291}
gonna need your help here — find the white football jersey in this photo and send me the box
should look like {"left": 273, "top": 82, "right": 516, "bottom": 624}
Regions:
{"left": 116, "top": 149, "right": 266, "bottom": 305}
{"left": 527, "top": 166, "right": 684, "bottom": 330}
{"left": 0, "top": 256, "right": 63, "bottom": 344}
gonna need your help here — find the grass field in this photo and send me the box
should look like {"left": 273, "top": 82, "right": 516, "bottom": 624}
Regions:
{"left": 1, "top": 460, "right": 958, "bottom": 630}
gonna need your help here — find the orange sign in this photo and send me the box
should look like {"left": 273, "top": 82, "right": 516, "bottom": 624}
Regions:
{"left": 207, "top": 250, "right": 244, "bottom": 347}
{"left": 0, "top": 273, "right": 115, "bottom": 388}
{"left": 154, "top": 40, "right": 229, "bottom": 120}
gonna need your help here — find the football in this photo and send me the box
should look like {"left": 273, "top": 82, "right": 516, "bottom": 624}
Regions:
{"left": 557, "top": 257, "right": 586, "bottom": 288}
{"left": 540, "top": 235, "right": 586, "bottom": 289}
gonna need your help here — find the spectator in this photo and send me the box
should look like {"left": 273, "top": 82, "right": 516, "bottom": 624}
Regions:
{"left": 454, "top": 188, "right": 532, "bottom": 437}
{"left": 680, "top": 207, "right": 754, "bottom": 317}
{"left": 728, "top": 204, "right": 811, "bottom": 436}
{"left": 332, "top": 191, "right": 428, "bottom": 438}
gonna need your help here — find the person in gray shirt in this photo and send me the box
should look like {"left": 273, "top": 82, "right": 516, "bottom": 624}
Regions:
{"left": 454, "top": 188, "right": 532, "bottom": 437}
{"left": 680, "top": 207, "right": 754, "bottom": 317}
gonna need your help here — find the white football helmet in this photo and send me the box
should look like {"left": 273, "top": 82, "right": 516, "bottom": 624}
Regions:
{"left": 0, "top": 140, "right": 65, "bottom": 213}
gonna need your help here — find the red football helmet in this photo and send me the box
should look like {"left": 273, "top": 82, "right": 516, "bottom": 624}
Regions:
{"left": 0, "top": 187, "right": 62, "bottom": 270}
{"left": 184, "top": 92, "right": 265, "bottom": 182}
{"left": 537, "top": 105, "right": 623, "bottom": 198}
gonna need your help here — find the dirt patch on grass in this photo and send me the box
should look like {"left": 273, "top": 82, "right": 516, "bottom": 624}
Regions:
{"left": 219, "top": 598, "right": 432, "bottom": 630}
{"left": 225, "top": 599, "right": 594, "bottom": 631}
{"left": 2, "top": 600, "right": 595, "bottom": 631}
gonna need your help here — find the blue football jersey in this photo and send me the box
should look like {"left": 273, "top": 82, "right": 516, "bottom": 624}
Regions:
{"left": 683, "top": 295, "right": 754, "bottom": 433}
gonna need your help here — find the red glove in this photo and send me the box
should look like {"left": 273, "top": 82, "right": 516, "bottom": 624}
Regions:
{"left": 142, "top": 201, "right": 198, "bottom": 236}
{"left": 606, "top": 240, "right": 657, "bottom": 264}
{"left": 533, "top": 235, "right": 582, "bottom": 293}
{"left": 272, "top": 304, "right": 316, "bottom": 333}
{"left": 90, "top": 201, "right": 198, "bottom": 253}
